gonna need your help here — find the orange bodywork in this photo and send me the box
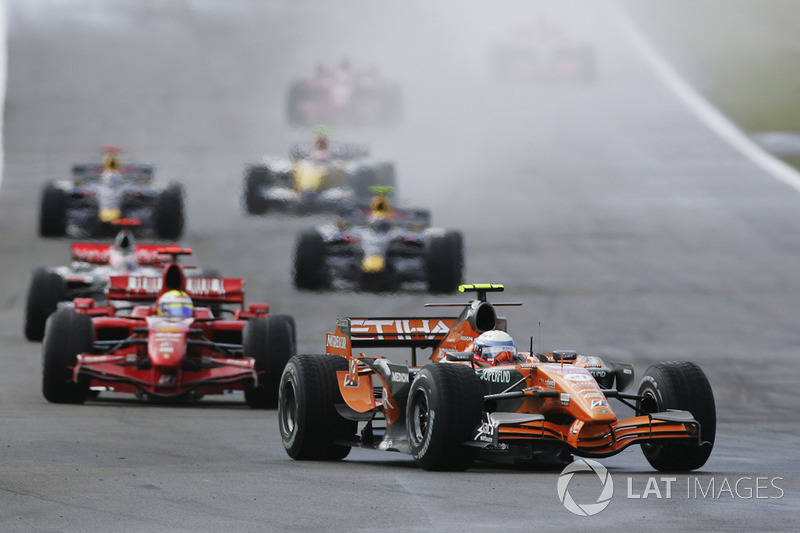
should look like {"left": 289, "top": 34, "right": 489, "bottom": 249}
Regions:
{"left": 324, "top": 290, "right": 702, "bottom": 459}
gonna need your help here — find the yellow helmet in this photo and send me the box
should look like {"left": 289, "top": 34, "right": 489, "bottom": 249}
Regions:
{"left": 157, "top": 290, "right": 194, "bottom": 319}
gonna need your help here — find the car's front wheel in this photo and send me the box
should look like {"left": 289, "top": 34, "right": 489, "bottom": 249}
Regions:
{"left": 406, "top": 363, "right": 483, "bottom": 471}
{"left": 637, "top": 361, "right": 716, "bottom": 471}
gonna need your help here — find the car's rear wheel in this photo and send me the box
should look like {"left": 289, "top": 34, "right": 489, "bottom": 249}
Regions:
{"left": 406, "top": 363, "right": 483, "bottom": 471}
{"left": 42, "top": 308, "right": 93, "bottom": 404}
{"left": 25, "top": 267, "right": 68, "bottom": 342}
{"left": 243, "top": 314, "right": 296, "bottom": 408}
{"left": 279, "top": 354, "right": 356, "bottom": 460}
{"left": 39, "top": 182, "right": 68, "bottom": 237}
{"left": 637, "top": 361, "right": 716, "bottom": 471}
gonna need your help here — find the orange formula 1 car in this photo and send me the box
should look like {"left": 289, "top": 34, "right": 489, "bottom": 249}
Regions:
{"left": 278, "top": 284, "right": 715, "bottom": 471}
{"left": 42, "top": 248, "right": 295, "bottom": 408}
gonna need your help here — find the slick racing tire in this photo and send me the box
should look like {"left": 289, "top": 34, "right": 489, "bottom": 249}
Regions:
{"left": 406, "top": 363, "right": 483, "bottom": 471}
{"left": 42, "top": 308, "right": 93, "bottom": 404}
{"left": 278, "top": 354, "right": 356, "bottom": 460}
{"left": 242, "top": 166, "right": 273, "bottom": 215}
{"left": 293, "top": 230, "right": 330, "bottom": 290}
{"left": 39, "top": 182, "right": 68, "bottom": 237}
{"left": 24, "top": 267, "right": 68, "bottom": 342}
{"left": 243, "top": 314, "right": 297, "bottom": 408}
{"left": 426, "top": 230, "right": 464, "bottom": 294}
{"left": 637, "top": 361, "right": 716, "bottom": 471}
{"left": 154, "top": 182, "right": 185, "bottom": 240}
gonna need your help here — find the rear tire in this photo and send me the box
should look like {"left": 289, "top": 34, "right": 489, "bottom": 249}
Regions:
{"left": 39, "top": 182, "right": 68, "bottom": 237}
{"left": 243, "top": 314, "right": 297, "bottom": 408}
{"left": 426, "top": 230, "right": 464, "bottom": 294}
{"left": 154, "top": 182, "right": 185, "bottom": 240}
{"left": 407, "top": 363, "right": 483, "bottom": 471}
{"left": 24, "top": 267, "right": 68, "bottom": 342}
{"left": 42, "top": 308, "right": 93, "bottom": 404}
{"left": 637, "top": 361, "right": 716, "bottom": 471}
{"left": 293, "top": 230, "right": 330, "bottom": 290}
{"left": 278, "top": 354, "right": 356, "bottom": 460}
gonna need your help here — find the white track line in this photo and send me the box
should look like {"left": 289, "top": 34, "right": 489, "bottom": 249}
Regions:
{"left": 615, "top": 3, "right": 800, "bottom": 195}
{"left": 0, "top": 0, "right": 6, "bottom": 191}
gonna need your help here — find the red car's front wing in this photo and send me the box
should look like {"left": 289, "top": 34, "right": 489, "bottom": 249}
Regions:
{"left": 74, "top": 355, "right": 257, "bottom": 398}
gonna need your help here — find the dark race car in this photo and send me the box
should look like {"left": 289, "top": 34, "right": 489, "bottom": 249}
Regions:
{"left": 242, "top": 133, "right": 395, "bottom": 215}
{"left": 286, "top": 59, "right": 401, "bottom": 127}
{"left": 293, "top": 192, "right": 463, "bottom": 293}
{"left": 41, "top": 248, "right": 295, "bottom": 408}
{"left": 278, "top": 284, "right": 715, "bottom": 471}
{"left": 39, "top": 147, "right": 185, "bottom": 239}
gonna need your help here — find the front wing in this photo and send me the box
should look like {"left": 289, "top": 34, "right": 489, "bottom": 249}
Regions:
{"left": 472, "top": 410, "right": 703, "bottom": 458}
{"left": 75, "top": 355, "right": 257, "bottom": 399}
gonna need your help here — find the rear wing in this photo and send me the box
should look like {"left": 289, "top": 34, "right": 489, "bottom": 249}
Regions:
{"left": 71, "top": 243, "right": 171, "bottom": 266}
{"left": 325, "top": 316, "right": 458, "bottom": 359}
{"left": 71, "top": 163, "right": 154, "bottom": 183}
{"left": 107, "top": 275, "right": 244, "bottom": 305}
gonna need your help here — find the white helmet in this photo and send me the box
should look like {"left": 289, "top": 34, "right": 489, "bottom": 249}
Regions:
{"left": 473, "top": 330, "right": 517, "bottom": 365}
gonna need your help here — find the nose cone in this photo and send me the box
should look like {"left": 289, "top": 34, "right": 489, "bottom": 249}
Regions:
{"left": 99, "top": 207, "right": 122, "bottom": 222}
{"left": 361, "top": 254, "right": 385, "bottom": 273}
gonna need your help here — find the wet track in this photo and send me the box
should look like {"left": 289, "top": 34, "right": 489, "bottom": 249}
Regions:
{"left": 1, "top": 1, "right": 799, "bottom": 531}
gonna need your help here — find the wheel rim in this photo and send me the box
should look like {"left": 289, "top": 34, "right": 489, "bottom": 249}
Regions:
{"left": 409, "top": 388, "right": 430, "bottom": 447}
{"left": 279, "top": 380, "right": 297, "bottom": 437}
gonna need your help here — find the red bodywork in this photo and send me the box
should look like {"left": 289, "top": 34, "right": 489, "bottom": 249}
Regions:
{"left": 70, "top": 253, "right": 270, "bottom": 400}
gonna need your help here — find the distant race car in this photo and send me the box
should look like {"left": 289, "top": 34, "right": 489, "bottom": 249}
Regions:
{"left": 41, "top": 248, "right": 295, "bottom": 408}
{"left": 278, "top": 284, "right": 716, "bottom": 471}
{"left": 491, "top": 23, "right": 594, "bottom": 82}
{"left": 38, "top": 147, "right": 185, "bottom": 239}
{"left": 293, "top": 192, "right": 463, "bottom": 293}
{"left": 286, "top": 59, "right": 401, "bottom": 127}
{"left": 242, "top": 134, "right": 395, "bottom": 215}
{"left": 25, "top": 225, "right": 170, "bottom": 342}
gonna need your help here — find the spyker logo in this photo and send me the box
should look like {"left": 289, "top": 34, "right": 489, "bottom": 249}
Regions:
{"left": 557, "top": 459, "right": 614, "bottom": 516}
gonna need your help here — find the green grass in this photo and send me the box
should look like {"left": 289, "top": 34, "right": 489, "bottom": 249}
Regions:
{"left": 623, "top": 0, "right": 800, "bottom": 132}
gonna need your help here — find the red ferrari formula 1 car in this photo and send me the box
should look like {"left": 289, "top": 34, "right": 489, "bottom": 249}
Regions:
{"left": 278, "top": 284, "right": 715, "bottom": 471}
{"left": 42, "top": 248, "right": 295, "bottom": 408}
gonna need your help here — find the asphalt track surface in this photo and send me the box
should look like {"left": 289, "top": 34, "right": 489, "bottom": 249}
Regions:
{"left": 1, "top": 1, "right": 798, "bottom": 531}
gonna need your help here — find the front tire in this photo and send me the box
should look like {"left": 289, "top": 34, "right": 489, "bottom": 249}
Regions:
{"left": 243, "top": 314, "right": 296, "bottom": 408}
{"left": 426, "top": 230, "right": 464, "bottom": 294}
{"left": 39, "top": 182, "right": 68, "bottom": 237}
{"left": 25, "top": 267, "right": 68, "bottom": 342}
{"left": 242, "top": 166, "right": 273, "bottom": 215}
{"left": 637, "top": 361, "right": 716, "bottom": 471}
{"left": 406, "top": 363, "right": 483, "bottom": 471}
{"left": 278, "top": 354, "right": 356, "bottom": 460}
{"left": 42, "top": 308, "right": 93, "bottom": 404}
{"left": 154, "top": 182, "right": 185, "bottom": 240}
{"left": 293, "top": 230, "right": 330, "bottom": 290}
